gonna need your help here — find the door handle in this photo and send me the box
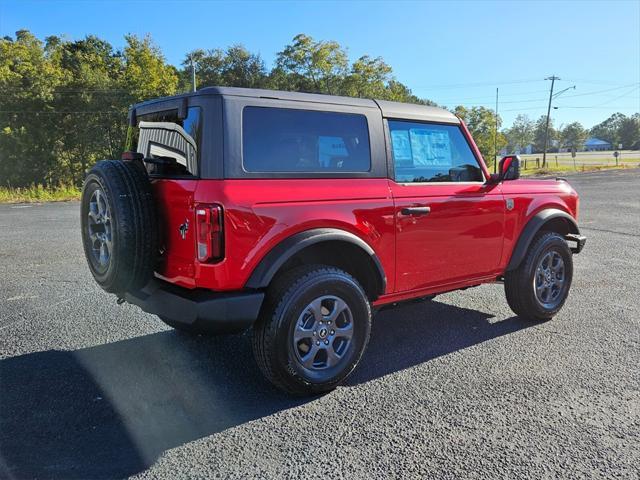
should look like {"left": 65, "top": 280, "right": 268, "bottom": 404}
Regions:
{"left": 401, "top": 206, "right": 431, "bottom": 216}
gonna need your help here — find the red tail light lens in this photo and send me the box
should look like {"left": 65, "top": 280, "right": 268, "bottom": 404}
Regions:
{"left": 195, "top": 205, "right": 223, "bottom": 262}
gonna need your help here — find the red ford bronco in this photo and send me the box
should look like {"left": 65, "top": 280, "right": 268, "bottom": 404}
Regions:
{"left": 81, "top": 87, "right": 586, "bottom": 395}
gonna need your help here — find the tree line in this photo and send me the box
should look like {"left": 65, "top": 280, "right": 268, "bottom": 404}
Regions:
{"left": 1, "top": 30, "right": 637, "bottom": 188}
{"left": 504, "top": 112, "right": 640, "bottom": 155}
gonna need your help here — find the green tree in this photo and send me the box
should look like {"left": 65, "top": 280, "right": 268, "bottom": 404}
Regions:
{"left": 589, "top": 112, "right": 626, "bottom": 146}
{"left": 180, "top": 45, "right": 268, "bottom": 91}
{"left": 223, "top": 45, "right": 267, "bottom": 88}
{"left": 273, "top": 33, "right": 349, "bottom": 94}
{"left": 454, "top": 106, "right": 506, "bottom": 166}
{"left": 532, "top": 115, "right": 557, "bottom": 153}
{"left": 384, "top": 79, "right": 436, "bottom": 105}
{"left": 0, "top": 31, "right": 180, "bottom": 187}
{"left": 121, "top": 34, "right": 178, "bottom": 103}
{"left": 182, "top": 48, "right": 224, "bottom": 90}
{"left": 617, "top": 116, "right": 640, "bottom": 149}
{"left": 560, "top": 122, "right": 587, "bottom": 151}
{"left": 0, "top": 30, "right": 64, "bottom": 186}
{"left": 343, "top": 55, "right": 392, "bottom": 98}
{"left": 48, "top": 35, "right": 125, "bottom": 183}
{"left": 505, "top": 114, "right": 534, "bottom": 153}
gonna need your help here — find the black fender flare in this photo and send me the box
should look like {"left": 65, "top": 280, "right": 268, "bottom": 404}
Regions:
{"left": 245, "top": 228, "right": 387, "bottom": 294}
{"left": 506, "top": 208, "right": 580, "bottom": 271}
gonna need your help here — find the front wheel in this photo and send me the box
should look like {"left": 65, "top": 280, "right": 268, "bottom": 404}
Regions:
{"left": 505, "top": 231, "right": 573, "bottom": 322}
{"left": 252, "top": 265, "right": 371, "bottom": 395}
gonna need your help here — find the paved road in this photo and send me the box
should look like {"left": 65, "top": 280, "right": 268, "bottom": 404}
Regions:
{"left": 1, "top": 170, "right": 638, "bottom": 479}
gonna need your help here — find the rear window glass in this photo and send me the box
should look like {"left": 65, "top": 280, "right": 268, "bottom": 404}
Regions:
{"left": 127, "top": 106, "right": 202, "bottom": 177}
{"left": 242, "top": 107, "right": 371, "bottom": 173}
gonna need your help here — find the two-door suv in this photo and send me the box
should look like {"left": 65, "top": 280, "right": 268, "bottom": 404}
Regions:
{"left": 81, "top": 87, "right": 586, "bottom": 395}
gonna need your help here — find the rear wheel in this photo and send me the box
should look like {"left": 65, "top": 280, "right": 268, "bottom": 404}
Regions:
{"left": 505, "top": 231, "right": 573, "bottom": 321}
{"left": 252, "top": 265, "right": 371, "bottom": 395}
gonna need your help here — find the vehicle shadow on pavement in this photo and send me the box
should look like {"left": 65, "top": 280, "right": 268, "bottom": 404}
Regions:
{"left": 347, "top": 299, "right": 531, "bottom": 385}
{"left": 0, "top": 300, "right": 530, "bottom": 479}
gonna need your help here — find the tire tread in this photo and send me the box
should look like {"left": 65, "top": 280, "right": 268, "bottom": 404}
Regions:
{"left": 505, "top": 231, "right": 572, "bottom": 322}
{"left": 252, "top": 265, "right": 370, "bottom": 395}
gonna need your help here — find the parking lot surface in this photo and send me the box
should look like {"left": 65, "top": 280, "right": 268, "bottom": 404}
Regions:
{"left": 0, "top": 169, "right": 638, "bottom": 479}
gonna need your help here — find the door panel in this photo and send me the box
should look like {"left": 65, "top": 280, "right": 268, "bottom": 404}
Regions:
{"left": 390, "top": 182, "right": 504, "bottom": 291}
{"left": 385, "top": 119, "right": 505, "bottom": 293}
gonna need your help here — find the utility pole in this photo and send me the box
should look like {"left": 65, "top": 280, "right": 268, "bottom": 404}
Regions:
{"left": 191, "top": 58, "right": 197, "bottom": 92}
{"left": 494, "top": 87, "right": 499, "bottom": 173}
{"left": 542, "top": 75, "right": 560, "bottom": 167}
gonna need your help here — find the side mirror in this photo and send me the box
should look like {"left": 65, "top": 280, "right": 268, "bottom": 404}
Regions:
{"left": 498, "top": 155, "right": 521, "bottom": 181}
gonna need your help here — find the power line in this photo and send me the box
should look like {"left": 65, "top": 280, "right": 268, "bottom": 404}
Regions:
{"left": 559, "top": 83, "right": 640, "bottom": 99}
{"left": 436, "top": 83, "right": 640, "bottom": 108}
{"left": 501, "top": 106, "right": 549, "bottom": 112}
{"left": 553, "top": 106, "right": 640, "bottom": 110}
{"left": 593, "top": 85, "right": 640, "bottom": 107}
{"left": 410, "top": 78, "right": 542, "bottom": 90}
{"left": 435, "top": 89, "right": 551, "bottom": 103}
{"left": 554, "top": 86, "right": 640, "bottom": 110}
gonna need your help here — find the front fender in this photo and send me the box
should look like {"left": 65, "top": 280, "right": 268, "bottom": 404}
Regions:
{"left": 506, "top": 209, "right": 581, "bottom": 271}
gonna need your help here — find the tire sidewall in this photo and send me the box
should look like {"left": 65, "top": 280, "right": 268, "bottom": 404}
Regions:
{"left": 81, "top": 172, "right": 121, "bottom": 287}
{"left": 80, "top": 160, "right": 158, "bottom": 294}
{"left": 273, "top": 272, "right": 371, "bottom": 391}
{"left": 525, "top": 234, "right": 573, "bottom": 317}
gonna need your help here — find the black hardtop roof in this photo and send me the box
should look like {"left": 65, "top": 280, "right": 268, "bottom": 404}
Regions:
{"left": 132, "top": 86, "right": 460, "bottom": 124}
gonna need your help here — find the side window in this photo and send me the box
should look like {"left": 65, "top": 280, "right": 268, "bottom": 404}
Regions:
{"left": 388, "top": 120, "right": 483, "bottom": 183}
{"left": 132, "top": 106, "right": 201, "bottom": 177}
{"left": 242, "top": 107, "right": 371, "bottom": 173}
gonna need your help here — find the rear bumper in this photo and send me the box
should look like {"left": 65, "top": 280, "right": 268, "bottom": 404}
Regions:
{"left": 565, "top": 233, "right": 587, "bottom": 254}
{"left": 124, "top": 279, "right": 265, "bottom": 334}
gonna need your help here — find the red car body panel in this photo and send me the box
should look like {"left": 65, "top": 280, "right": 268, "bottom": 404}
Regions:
{"left": 149, "top": 119, "right": 579, "bottom": 307}
{"left": 388, "top": 180, "right": 505, "bottom": 292}
{"left": 498, "top": 180, "right": 578, "bottom": 271}
{"left": 152, "top": 179, "right": 198, "bottom": 288}
{"left": 153, "top": 178, "right": 397, "bottom": 293}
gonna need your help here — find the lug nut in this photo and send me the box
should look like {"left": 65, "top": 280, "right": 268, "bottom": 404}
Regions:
{"left": 331, "top": 330, "right": 335, "bottom": 335}
{"left": 324, "top": 340, "right": 329, "bottom": 345}
{"left": 313, "top": 331, "right": 317, "bottom": 336}
{"left": 316, "top": 341, "right": 320, "bottom": 346}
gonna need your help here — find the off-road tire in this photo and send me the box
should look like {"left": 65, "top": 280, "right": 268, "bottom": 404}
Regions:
{"left": 81, "top": 160, "right": 158, "bottom": 294}
{"left": 252, "top": 265, "right": 372, "bottom": 396}
{"left": 504, "top": 231, "right": 573, "bottom": 322}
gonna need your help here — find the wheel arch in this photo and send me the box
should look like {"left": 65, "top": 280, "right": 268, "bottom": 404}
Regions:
{"left": 245, "top": 228, "right": 387, "bottom": 300}
{"left": 506, "top": 208, "right": 580, "bottom": 271}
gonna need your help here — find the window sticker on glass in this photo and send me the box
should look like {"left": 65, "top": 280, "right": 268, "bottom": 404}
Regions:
{"left": 318, "top": 136, "right": 349, "bottom": 167}
{"left": 391, "top": 130, "right": 412, "bottom": 163}
{"left": 409, "top": 128, "right": 452, "bottom": 166}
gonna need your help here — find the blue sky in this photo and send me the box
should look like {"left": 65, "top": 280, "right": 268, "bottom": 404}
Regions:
{"left": 1, "top": 0, "right": 639, "bottom": 128}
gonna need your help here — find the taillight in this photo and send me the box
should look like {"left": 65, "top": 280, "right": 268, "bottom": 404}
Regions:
{"left": 195, "top": 204, "right": 224, "bottom": 262}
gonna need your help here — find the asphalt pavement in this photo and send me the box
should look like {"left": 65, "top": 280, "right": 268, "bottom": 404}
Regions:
{"left": 0, "top": 169, "right": 638, "bottom": 479}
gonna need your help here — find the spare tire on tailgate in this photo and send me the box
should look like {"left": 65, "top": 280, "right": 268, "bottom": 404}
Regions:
{"left": 81, "top": 160, "right": 159, "bottom": 294}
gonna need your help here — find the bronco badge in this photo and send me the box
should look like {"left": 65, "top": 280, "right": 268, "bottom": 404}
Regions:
{"left": 178, "top": 219, "right": 189, "bottom": 240}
